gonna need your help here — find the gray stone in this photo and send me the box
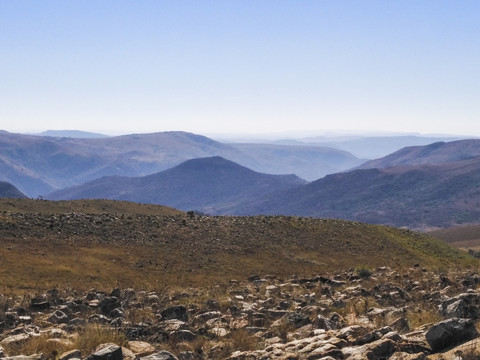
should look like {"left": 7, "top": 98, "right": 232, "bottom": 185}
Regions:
{"left": 90, "top": 344, "right": 123, "bottom": 360}
{"left": 138, "top": 351, "right": 178, "bottom": 360}
{"left": 68, "top": 317, "right": 87, "bottom": 327}
{"left": 59, "top": 349, "right": 82, "bottom": 360}
{"left": 439, "top": 293, "right": 480, "bottom": 319}
{"left": 89, "top": 314, "right": 110, "bottom": 324}
{"left": 170, "top": 330, "right": 197, "bottom": 342}
{"left": 285, "top": 312, "right": 311, "bottom": 328}
{"left": 100, "top": 297, "right": 121, "bottom": 316}
{"left": 0, "top": 334, "right": 30, "bottom": 347}
{"left": 161, "top": 305, "right": 188, "bottom": 322}
{"left": 314, "top": 315, "right": 334, "bottom": 331}
{"left": 193, "top": 311, "right": 221, "bottom": 324}
{"left": 48, "top": 310, "right": 69, "bottom": 324}
{"left": 206, "top": 299, "right": 220, "bottom": 311}
{"left": 426, "top": 318, "right": 478, "bottom": 352}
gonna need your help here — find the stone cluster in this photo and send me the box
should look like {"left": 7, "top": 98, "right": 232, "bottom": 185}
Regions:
{"left": 2, "top": 267, "right": 480, "bottom": 359}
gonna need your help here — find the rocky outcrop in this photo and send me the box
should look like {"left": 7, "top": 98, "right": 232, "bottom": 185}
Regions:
{"left": 425, "top": 318, "right": 478, "bottom": 352}
{"left": 2, "top": 267, "right": 480, "bottom": 359}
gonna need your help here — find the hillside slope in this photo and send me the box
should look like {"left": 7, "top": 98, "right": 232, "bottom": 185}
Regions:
{"left": 303, "top": 135, "right": 468, "bottom": 159}
{"left": 358, "top": 139, "right": 480, "bottom": 169}
{"left": 0, "top": 199, "right": 474, "bottom": 290}
{"left": 0, "top": 130, "right": 360, "bottom": 196}
{"left": 46, "top": 156, "right": 307, "bottom": 214}
{"left": 0, "top": 181, "right": 27, "bottom": 199}
{"left": 231, "top": 156, "right": 480, "bottom": 230}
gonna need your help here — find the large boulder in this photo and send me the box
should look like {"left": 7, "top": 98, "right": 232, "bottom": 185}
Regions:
{"left": 89, "top": 344, "right": 123, "bottom": 360}
{"left": 100, "top": 297, "right": 122, "bottom": 316}
{"left": 426, "top": 318, "right": 478, "bottom": 352}
{"left": 48, "top": 310, "right": 69, "bottom": 324}
{"left": 438, "top": 293, "right": 480, "bottom": 319}
{"left": 160, "top": 306, "right": 188, "bottom": 322}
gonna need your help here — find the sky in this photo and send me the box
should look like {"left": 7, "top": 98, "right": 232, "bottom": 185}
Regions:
{"left": 1, "top": 1, "right": 479, "bottom": 138}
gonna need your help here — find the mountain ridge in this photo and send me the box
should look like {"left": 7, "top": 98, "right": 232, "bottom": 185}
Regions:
{"left": 0, "top": 181, "right": 27, "bottom": 199}
{"left": 228, "top": 141, "right": 480, "bottom": 230}
{"left": 47, "top": 156, "right": 307, "bottom": 214}
{"left": 0, "top": 130, "right": 361, "bottom": 196}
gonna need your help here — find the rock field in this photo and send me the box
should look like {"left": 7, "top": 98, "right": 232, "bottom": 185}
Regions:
{"left": 2, "top": 266, "right": 480, "bottom": 360}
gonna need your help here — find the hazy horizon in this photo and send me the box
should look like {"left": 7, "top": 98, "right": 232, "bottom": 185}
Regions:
{"left": 9, "top": 128, "right": 475, "bottom": 143}
{"left": 2, "top": 1, "right": 479, "bottom": 136}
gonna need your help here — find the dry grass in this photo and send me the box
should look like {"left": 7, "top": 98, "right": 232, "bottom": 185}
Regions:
{"left": 0, "top": 199, "right": 477, "bottom": 293}
{"left": 0, "top": 198, "right": 183, "bottom": 216}
{"left": 2, "top": 325, "right": 126, "bottom": 358}
{"left": 229, "top": 329, "right": 260, "bottom": 352}
{"left": 406, "top": 305, "right": 441, "bottom": 330}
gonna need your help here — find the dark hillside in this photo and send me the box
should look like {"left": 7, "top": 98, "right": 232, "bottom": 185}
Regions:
{"left": 0, "top": 181, "right": 27, "bottom": 198}
{"left": 231, "top": 156, "right": 480, "bottom": 230}
{"left": 47, "top": 157, "right": 306, "bottom": 214}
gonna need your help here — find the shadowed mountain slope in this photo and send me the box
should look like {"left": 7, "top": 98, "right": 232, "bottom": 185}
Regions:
{"left": 0, "top": 181, "right": 27, "bottom": 199}
{"left": 0, "top": 130, "right": 360, "bottom": 197}
{"left": 358, "top": 139, "right": 480, "bottom": 169}
{"left": 230, "top": 155, "right": 480, "bottom": 230}
{"left": 47, "top": 156, "right": 307, "bottom": 214}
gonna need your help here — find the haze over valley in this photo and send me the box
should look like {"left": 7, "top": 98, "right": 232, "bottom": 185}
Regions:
{"left": 2, "top": 2, "right": 480, "bottom": 359}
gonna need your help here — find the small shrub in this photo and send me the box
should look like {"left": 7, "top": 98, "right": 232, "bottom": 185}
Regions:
{"left": 356, "top": 266, "right": 372, "bottom": 278}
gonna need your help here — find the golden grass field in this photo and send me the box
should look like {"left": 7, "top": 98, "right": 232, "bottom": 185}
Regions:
{"left": 0, "top": 199, "right": 477, "bottom": 293}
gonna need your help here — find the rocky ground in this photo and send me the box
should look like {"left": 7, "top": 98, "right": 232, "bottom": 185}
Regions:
{"left": 2, "top": 266, "right": 480, "bottom": 360}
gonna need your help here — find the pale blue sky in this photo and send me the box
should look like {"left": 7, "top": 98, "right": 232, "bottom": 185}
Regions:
{"left": 1, "top": 1, "right": 479, "bottom": 137}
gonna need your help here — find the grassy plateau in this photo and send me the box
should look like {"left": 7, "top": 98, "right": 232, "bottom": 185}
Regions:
{"left": 0, "top": 199, "right": 476, "bottom": 293}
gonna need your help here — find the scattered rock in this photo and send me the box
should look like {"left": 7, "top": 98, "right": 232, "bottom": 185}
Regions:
{"left": 426, "top": 318, "right": 479, "bottom": 352}
{"left": 138, "top": 351, "right": 178, "bottom": 360}
{"left": 88, "top": 344, "right": 123, "bottom": 360}
{"left": 161, "top": 306, "right": 188, "bottom": 322}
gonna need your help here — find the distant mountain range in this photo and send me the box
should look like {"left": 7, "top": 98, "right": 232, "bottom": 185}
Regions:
{"left": 4, "top": 129, "right": 480, "bottom": 230}
{"left": 0, "top": 181, "right": 27, "bottom": 199}
{"left": 35, "top": 130, "right": 110, "bottom": 138}
{"left": 230, "top": 140, "right": 480, "bottom": 230}
{"left": 0, "top": 130, "right": 362, "bottom": 197}
{"left": 46, "top": 139, "right": 480, "bottom": 229}
{"left": 358, "top": 139, "right": 480, "bottom": 169}
{"left": 300, "top": 135, "right": 469, "bottom": 159}
{"left": 47, "top": 156, "right": 306, "bottom": 214}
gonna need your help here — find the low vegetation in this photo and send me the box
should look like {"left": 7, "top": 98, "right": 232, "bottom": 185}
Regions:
{"left": 1, "top": 199, "right": 480, "bottom": 359}
{"left": 0, "top": 199, "right": 476, "bottom": 292}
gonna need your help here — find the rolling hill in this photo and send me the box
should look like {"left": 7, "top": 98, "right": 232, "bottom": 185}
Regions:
{"left": 0, "top": 130, "right": 362, "bottom": 197}
{"left": 229, "top": 155, "right": 480, "bottom": 230}
{"left": 0, "top": 198, "right": 474, "bottom": 290}
{"left": 358, "top": 139, "right": 480, "bottom": 169}
{"left": 46, "top": 156, "right": 307, "bottom": 214}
